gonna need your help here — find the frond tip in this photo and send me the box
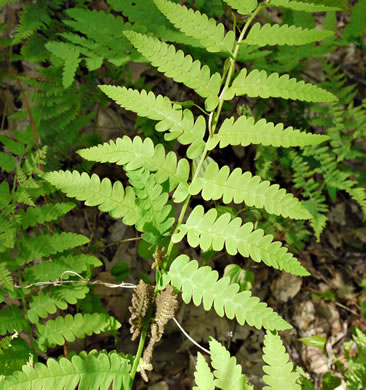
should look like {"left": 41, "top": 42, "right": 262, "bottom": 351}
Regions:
{"left": 168, "top": 254, "right": 292, "bottom": 330}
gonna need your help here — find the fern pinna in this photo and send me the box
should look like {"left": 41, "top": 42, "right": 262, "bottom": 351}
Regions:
{"left": 1, "top": 0, "right": 345, "bottom": 388}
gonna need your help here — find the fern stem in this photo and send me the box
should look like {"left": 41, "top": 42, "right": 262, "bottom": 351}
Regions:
{"left": 210, "top": 3, "right": 266, "bottom": 135}
{"left": 130, "top": 307, "right": 153, "bottom": 384}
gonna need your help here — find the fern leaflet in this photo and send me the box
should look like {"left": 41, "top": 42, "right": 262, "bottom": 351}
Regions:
{"left": 262, "top": 331, "right": 300, "bottom": 389}
{"left": 36, "top": 313, "right": 121, "bottom": 352}
{"left": 193, "top": 353, "right": 215, "bottom": 390}
{"left": 189, "top": 160, "right": 311, "bottom": 219}
{"left": 0, "top": 351, "right": 132, "bottom": 390}
{"left": 246, "top": 23, "right": 333, "bottom": 46}
{"left": 224, "top": 69, "right": 337, "bottom": 102}
{"left": 98, "top": 86, "right": 206, "bottom": 159}
{"left": 269, "top": 0, "right": 344, "bottom": 12}
{"left": 153, "top": 0, "right": 235, "bottom": 54}
{"left": 208, "top": 115, "right": 329, "bottom": 149}
{"left": 173, "top": 206, "right": 309, "bottom": 276}
{"left": 168, "top": 255, "right": 291, "bottom": 330}
{"left": 0, "top": 305, "right": 29, "bottom": 335}
{"left": 78, "top": 135, "right": 190, "bottom": 202}
{"left": 123, "top": 31, "right": 221, "bottom": 111}
{"left": 42, "top": 171, "right": 138, "bottom": 224}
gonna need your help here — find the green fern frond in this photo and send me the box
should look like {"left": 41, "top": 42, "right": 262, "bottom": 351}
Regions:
{"left": 98, "top": 86, "right": 206, "bottom": 159}
{"left": 189, "top": 161, "right": 311, "bottom": 220}
{"left": 168, "top": 255, "right": 291, "bottom": 330}
{"left": 126, "top": 168, "right": 175, "bottom": 243}
{"left": 262, "top": 331, "right": 300, "bottom": 390}
{"left": 0, "top": 182, "right": 11, "bottom": 209}
{"left": 224, "top": 69, "right": 337, "bottom": 102}
{"left": 153, "top": 0, "right": 235, "bottom": 54}
{"left": 208, "top": 115, "right": 329, "bottom": 149}
{"left": 0, "top": 152, "right": 16, "bottom": 173}
{"left": 0, "top": 263, "right": 13, "bottom": 291}
{"left": 42, "top": 170, "right": 138, "bottom": 223}
{"left": 78, "top": 135, "right": 190, "bottom": 201}
{"left": 0, "top": 351, "right": 132, "bottom": 390}
{"left": 0, "top": 305, "right": 29, "bottom": 335}
{"left": 45, "top": 42, "right": 81, "bottom": 88}
{"left": 193, "top": 353, "right": 215, "bottom": 390}
{"left": 123, "top": 31, "right": 221, "bottom": 111}
{"left": 36, "top": 313, "right": 121, "bottom": 352}
{"left": 26, "top": 255, "right": 102, "bottom": 283}
{"left": 27, "top": 285, "right": 89, "bottom": 324}
{"left": 343, "top": 0, "right": 366, "bottom": 40}
{"left": 19, "top": 202, "right": 75, "bottom": 229}
{"left": 209, "top": 338, "right": 251, "bottom": 389}
{"left": 172, "top": 206, "right": 309, "bottom": 276}
{"left": 246, "top": 23, "right": 333, "bottom": 46}
{"left": 0, "top": 338, "right": 33, "bottom": 377}
{"left": 269, "top": 0, "right": 344, "bottom": 12}
{"left": 222, "top": 0, "right": 258, "bottom": 15}
{"left": 18, "top": 232, "right": 90, "bottom": 266}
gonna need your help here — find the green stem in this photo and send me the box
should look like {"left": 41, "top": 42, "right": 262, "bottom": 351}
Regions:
{"left": 129, "top": 307, "right": 152, "bottom": 384}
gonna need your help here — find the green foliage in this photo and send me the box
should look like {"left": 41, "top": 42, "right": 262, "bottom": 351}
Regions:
{"left": 0, "top": 350, "right": 132, "bottom": 390}
{"left": 2, "top": 0, "right": 364, "bottom": 388}
{"left": 262, "top": 331, "right": 300, "bottom": 389}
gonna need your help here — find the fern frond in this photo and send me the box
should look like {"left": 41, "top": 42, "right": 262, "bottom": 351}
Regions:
{"left": 209, "top": 338, "right": 250, "bottom": 389}
{"left": 222, "top": 0, "right": 258, "bottom": 15}
{"left": 27, "top": 285, "right": 89, "bottom": 324}
{"left": 0, "top": 263, "right": 13, "bottom": 291}
{"left": 262, "top": 331, "right": 300, "bottom": 390}
{"left": 0, "top": 338, "right": 33, "bottom": 377}
{"left": 0, "top": 351, "right": 132, "bottom": 390}
{"left": 193, "top": 353, "right": 215, "bottom": 390}
{"left": 246, "top": 23, "right": 333, "bottom": 46}
{"left": 168, "top": 255, "right": 291, "bottom": 330}
{"left": 343, "top": 0, "right": 366, "bottom": 40}
{"left": 269, "top": 0, "right": 344, "bottom": 12}
{"left": 36, "top": 313, "right": 121, "bottom": 352}
{"left": 18, "top": 232, "right": 89, "bottom": 266}
{"left": 0, "top": 305, "right": 29, "bottom": 335}
{"left": 208, "top": 115, "right": 329, "bottom": 149}
{"left": 99, "top": 86, "right": 206, "bottom": 159}
{"left": 123, "top": 31, "right": 221, "bottom": 111}
{"left": 153, "top": 0, "right": 235, "bottom": 54}
{"left": 172, "top": 206, "right": 309, "bottom": 276}
{"left": 45, "top": 42, "right": 81, "bottom": 88}
{"left": 78, "top": 135, "right": 190, "bottom": 201}
{"left": 26, "top": 255, "right": 102, "bottom": 283}
{"left": 42, "top": 171, "right": 138, "bottom": 223}
{"left": 189, "top": 161, "right": 311, "bottom": 219}
{"left": 224, "top": 69, "right": 337, "bottom": 102}
{"left": 19, "top": 202, "right": 75, "bottom": 229}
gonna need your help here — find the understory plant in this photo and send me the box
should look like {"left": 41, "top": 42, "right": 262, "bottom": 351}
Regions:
{"left": 1, "top": 0, "right": 364, "bottom": 389}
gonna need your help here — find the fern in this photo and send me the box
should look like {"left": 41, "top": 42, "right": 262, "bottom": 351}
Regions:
{"left": 223, "top": 0, "right": 258, "bottom": 14}
{"left": 262, "top": 331, "right": 300, "bottom": 389}
{"left": 36, "top": 313, "right": 121, "bottom": 352}
{"left": 153, "top": 0, "right": 235, "bottom": 54}
{"left": 269, "top": 0, "right": 344, "bottom": 12}
{"left": 123, "top": 31, "right": 222, "bottom": 111}
{"left": 27, "top": 285, "right": 89, "bottom": 324}
{"left": 224, "top": 68, "right": 337, "bottom": 102}
{"left": 208, "top": 115, "right": 329, "bottom": 149}
{"left": 78, "top": 135, "right": 190, "bottom": 200}
{"left": 172, "top": 206, "right": 309, "bottom": 276}
{"left": 42, "top": 170, "right": 138, "bottom": 223}
{"left": 193, "top": 352, "right": 215, "bottom": 390}
{"left": 245, "top": 23, "right": 333, "bottom": 46}
{"left": 0, "top": 306, "right": 29, "bottom": 335}
{"left": 0, "top": 263, "right": 13, "bottom": 291}
{"left": 189, "top": 160, "right": 311, "bottom": 219}
{"left": 0, "top": 351, "right": 132, "bottom": 390}
{"left": 18, "top": 202, "right": 75, "bottom": 229}
{"left": 98, "top": 86, "right": 206, "bottom": 159}
{"left": 167, "top": 255, "right": 291, "bottom": 330}
{"left": 17, "top": 232, "right": 90, "bottom": 266}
